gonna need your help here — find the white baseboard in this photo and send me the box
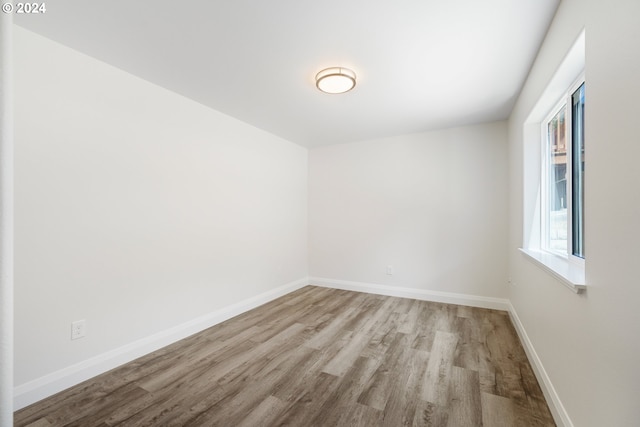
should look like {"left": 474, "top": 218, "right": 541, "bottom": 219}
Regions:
{"left": 309, "top": 277, "right": 510, "bottom": 311}
{"left": 13, "top": 277, "right": 309, "bottom": 411}
{"left": 507, "top": 302, "right": 573, "bottom": 427}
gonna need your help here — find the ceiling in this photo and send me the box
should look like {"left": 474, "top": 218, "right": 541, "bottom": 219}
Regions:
{"left": 15, "top": 0, "right": 559, "bottom": 147}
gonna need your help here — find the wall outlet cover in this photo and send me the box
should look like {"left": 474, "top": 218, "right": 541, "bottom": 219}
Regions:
{"left": 71, "top": 320, "right": 86, "bottom": 340}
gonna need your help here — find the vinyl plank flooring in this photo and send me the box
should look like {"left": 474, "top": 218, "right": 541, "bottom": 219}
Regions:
{"left": 268, "top": 343, "right": 327, "bottom": 403}
{"left": 358, "top": 332, "right": 411, "bottom": 411}
{"left": 397, "top": 299, "right": 422, "bottom": 334}
{"left": 411, "top": 301, "right": 452, "bottom": 352}
{"left": 414, "top": 399, "right": 450, "bottom": 427}
{"left": 336, "top": 402, "right": 384, "bottom": 427}
{"left": 23, "top": 419, "right": 51, "bottom": 427}
{"left": 14, "top": 286, "right": 556, "bottom": 427}
{"left": 268, "top": 371, "right": 340, "bottom": 426}
{"left": 420, "top": 330, "right": 459, "bottom": 406}
{"left": 342, "top": 294, "right": 386, "bottom": 332}
{"left": 380, "top": 348, "right": 429, "bottom": 427}
{"left": 360, "top": 311, "right": 403, "bottom": 360}
{"left": 304, "top": 306, "right": 360, "bottom": 350}
{"left": 236, "top": 395, "right": 286, "bottom": 427}
{"left": 453, "top": 316, "right": 481, "bottom": 371}
{"left": 309, "top": 355, "right": 381, "bottom": 426}
{"left": 55, "top": 383, "right": 150, "bottom": 427}
{"left": 446, "top": 366, "right": 482, "bottom": 427}
{"left": 482, "top": 392, "right": 518, "bottom": 427}
{"left": 135, "top": 334, "right": 256, "bottom": 393}
{"left": 322, "top": 297, "right": 398, "bottom": 377}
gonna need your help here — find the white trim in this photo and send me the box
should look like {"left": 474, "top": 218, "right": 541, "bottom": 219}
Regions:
{"left": 309, "top": 277, "right": 510, "bottom": 311}
{"left": 540, "top": 95, "right": 569, "bottom": 256}
{"left": 519, "top": 248, "right": 586, "bottom": 293}
{"left": 13, "top": 277, "right": 310, "bottom": 410}
{"left": 508, "top": 302, "right": 574, "bottom": 427}
{"left": 0, "top": 10, "right": 13, "bottom": 427}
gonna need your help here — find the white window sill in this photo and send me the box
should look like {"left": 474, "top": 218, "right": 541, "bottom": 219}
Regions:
{"left": 518, "top": 248, "right": 586, "bottom": 294}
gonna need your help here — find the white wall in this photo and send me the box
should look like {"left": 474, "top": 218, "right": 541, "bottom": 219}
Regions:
{"left": 508, "top": 0, "right": 640, "bottom": 425}
{"left": 14, "top": 27, "right": 308, "bottom": 389}
{"left": 309, "top": 122, "right": 508, "bottom": 299}
{"left": 0, "top": 11, "right": 14, "bottom": 426}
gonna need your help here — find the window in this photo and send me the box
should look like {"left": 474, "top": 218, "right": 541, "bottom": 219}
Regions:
{"left": 542, "top": 78, "right": 585, "bottom": 261}
{"left": 521, "top": 30, "right": 585, "bottom": 292}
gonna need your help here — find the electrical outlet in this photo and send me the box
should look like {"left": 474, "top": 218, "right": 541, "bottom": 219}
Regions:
{"left": 386, "top": 265, "right": 394, "bottom": 275}
{"left": 71, "top": 320, "right": 86, "bottom": 340}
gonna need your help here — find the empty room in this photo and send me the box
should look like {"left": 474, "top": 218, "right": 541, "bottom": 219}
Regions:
{"left": 1, "top": 0, "right": 639, "bottom": 426}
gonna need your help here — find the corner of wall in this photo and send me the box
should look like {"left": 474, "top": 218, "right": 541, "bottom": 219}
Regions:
{"left": 507, "top": 303, "right": 574, "bottom": 427}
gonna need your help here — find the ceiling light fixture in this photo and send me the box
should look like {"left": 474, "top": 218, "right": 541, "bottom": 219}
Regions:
{"left": 315, "top": 67, "right": 356, "bottom": 94}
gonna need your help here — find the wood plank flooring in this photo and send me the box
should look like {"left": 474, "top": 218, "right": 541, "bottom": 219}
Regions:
{"left": 14, "top": 286, "right": 556, "bottom": 426}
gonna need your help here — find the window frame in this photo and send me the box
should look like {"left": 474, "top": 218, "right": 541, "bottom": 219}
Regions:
{"left": 520, "top": 30, "right": 585, "bottom": 293}
{"left": 540, "top": 74, "right": 585, "bottom": 267}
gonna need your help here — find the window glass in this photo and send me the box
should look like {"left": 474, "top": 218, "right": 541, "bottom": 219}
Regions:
{"left": 572, "top": 83, "right": 585, "bottom": 258}
{"left": 547, "top": 107, "right": 568, "bottom": 253}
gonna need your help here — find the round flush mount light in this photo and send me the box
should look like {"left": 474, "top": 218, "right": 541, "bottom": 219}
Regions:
{"left": 315, "top": 67, "right": 356, "bottom": 94}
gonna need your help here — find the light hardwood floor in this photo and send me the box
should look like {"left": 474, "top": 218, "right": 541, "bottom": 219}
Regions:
{"left": 15, "top": 286, "right": 555, "bottom": 426}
